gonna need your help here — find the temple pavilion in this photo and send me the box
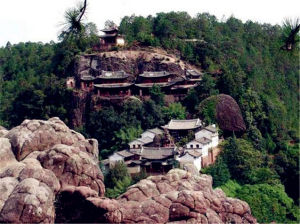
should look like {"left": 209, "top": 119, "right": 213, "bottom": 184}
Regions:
{"left": 93, "top": 70, "right": 133, "bottom": 99}
{"left": 94, "top": 26, "right": 125, "bottom": 51}
{"left": 135, "top": 71, "right": 173, "bottom": 96}
{"left": 80, "top": 75, "right": 95, "bottom": 91}
{"left": 162, "top": 118, "right": 203, "bottom": 140}
{"left": 170, "top": 70, "right": 202, "bottom": 97}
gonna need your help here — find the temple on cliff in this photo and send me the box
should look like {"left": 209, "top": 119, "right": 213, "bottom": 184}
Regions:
{"left": 94, "top": 71, "right": 132, "bottom": 99}
{"left": 135, "top": 71, "right": 173, "bottom": 96}
{"left": 76, "top": 69, "right": 203, "bottom": 101}
{"left": 106, "top": 118, "right": 221, "bottom": 175}
{"left": 93, "top": 26, "right": 125, "bottom": 51}
{"left": 170, "top": 70, "right": 203, "bottom": 97}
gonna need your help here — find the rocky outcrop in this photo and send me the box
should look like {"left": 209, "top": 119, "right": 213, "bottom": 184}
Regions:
{"left": 75, "top": 49, "right": 195, "bottom": 79}
{"left": 5, "top": 117, "right": 99, "bottom": 161}
{"left": 0, "top": 126, "right": 8, "bottom": 137}
{"left": 72, "top": 48, "right": 201, "bottom": 127}
{"left": 199, "top": 94, "right": 246, "bottom": 132}
{"left": 216, "top": 94, "right": 246, "bottom": 132}
{"left": 102, "top": 169, "right": 256, "bottom": 223}
{"left": 0, "top": 118, "right": 104, "bottom": 223}
{"left": 0, "top": 118, "right": 255, "bottom": 223}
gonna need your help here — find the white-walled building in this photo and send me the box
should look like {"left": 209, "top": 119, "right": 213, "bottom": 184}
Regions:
{"left": 195, "top": 125, "right": 219, "bottom": 148}
{"left": 141, "top": 128, "right": 164, "bottom": 139}
{"left": 108, "top": 121, "right": 220, "bottom": 175}
{"left": 108, "top": 150, "right": 135, "bottom": 168}
{"left": 177, "top": 124, "right": 220, "bottom": 171}
{"left": 176, "top": 151, "right": 202, "bottom": 171}
{"left": 128, "top": 128, "right": 164, "bottom": 151}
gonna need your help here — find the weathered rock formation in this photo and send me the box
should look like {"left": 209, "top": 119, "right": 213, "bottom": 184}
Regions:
{"left": 75, "top": 48, "right": 196, "bottom": 80}
{"left": 199, "top": 94, "right": 246, "bottom": 132}
{"left": 0, "top": 118, "right": 255, "bottom": 223}
{"left": 71, "top": 48, "right": 200, "bottom": 127}
{"left": 216, "top": 94, "right": 246, "bottom": 132}
{"left": 0, "top": 118, "right": 104, "bottom": 223}
{"left": 103, "top": 169, "right": 256, "bottom": 223}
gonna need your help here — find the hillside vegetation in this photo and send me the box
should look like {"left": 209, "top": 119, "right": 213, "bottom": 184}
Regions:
{"left": 0, "top": 11, "right": 299, "bottom": 223}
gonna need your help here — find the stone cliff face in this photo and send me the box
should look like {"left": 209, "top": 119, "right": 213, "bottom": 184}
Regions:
{"left": 75, "top": 48, "right": 196, "bottom": 79}
{"left": 71, "top": 49, "right": 201, "bottom": 127}
{"left": 0, "top": 118, "right": 256, "bottom": 223}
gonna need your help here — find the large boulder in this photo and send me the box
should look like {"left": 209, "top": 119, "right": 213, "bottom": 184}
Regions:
{"left": 199, "top": 94, "right": 246, "bottom": 132}
{"left": 216, "top": 94, "right": 246, "bottom": 132}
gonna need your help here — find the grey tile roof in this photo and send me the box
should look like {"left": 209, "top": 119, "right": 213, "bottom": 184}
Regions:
{"left": 134, "top": 82, "right": 173, "bottom": 88}
{"left": 182, "top": 150, "right": 202, "bottom": 158}
{"left": 141, "top": 147, "right": 175, "bottom": 160}
{"left": 147, "top": 128, "right": 164, "bottom": 135}
{"left": 204, "top": 125, "right": 217, "bottom": 133}
{"left": 186, "top": 70, "right": 203, "bottom": 77}
{"left": 197, "top": 137, "right": 211, "bottom": 145}
{"left": 117, "top": 150, "right": 134, "bottom": 158}
{"left": 129, "top": 136, "right": 154, "bottom": 145}
{"left": 98, "top": 70, "right": 130, "bottom": 79}
{"left": 139, "top": 71, "right": 170, "bottom": 78}
{"left": 94, "top": 83, "right": 132, "bottom": 88}
{"left": 101, "top": 27, "right": 118, "bottom": 32}
{"left": 139, "top": 136, "right": 154, "bottom": 144}
{"left": 163, "top": 119, "right": 202, "bottom": 130}
{"left": 80, "top": 75, "right": 95, "bottom": 81}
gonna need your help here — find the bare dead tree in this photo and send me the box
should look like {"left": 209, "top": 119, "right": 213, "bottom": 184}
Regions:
{"left": 77, "top": 0, "right": 87, "bottom": 26}
{"left": 281, "top": 18, "right": 300, "bottom": 51}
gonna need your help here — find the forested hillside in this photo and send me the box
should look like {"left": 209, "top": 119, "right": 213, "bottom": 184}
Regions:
{"left": 0, "top": 11, "right": 299, "bottom": 223}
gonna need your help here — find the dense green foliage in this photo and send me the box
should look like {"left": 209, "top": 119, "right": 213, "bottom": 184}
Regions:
{"left": 219, "top": 180, "right": 299, "bottom": 223}
{"left": 0, "top": 8, "right": 298, "bottom": 222}
{"left": 202, "top": 157, "right": 230, "bottom": 187}
{"left": 119, "top": 12, "right": 299, "bottom": 141}
{"left": 0, "top": 42, "right": 74, "bottom": 127}
{"left": 105, "top": 162, "right": 132, "bottom": 198}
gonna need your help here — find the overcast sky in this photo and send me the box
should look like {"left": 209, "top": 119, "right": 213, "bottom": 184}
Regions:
{"left": 0, "top": 0, "right": 299, "bottom": 46}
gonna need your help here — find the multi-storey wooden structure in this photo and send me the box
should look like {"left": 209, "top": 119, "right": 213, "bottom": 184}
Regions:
{"left": 93, "top": 26, "right": 125, "bottom": 51}
{"left": 94, "top": 70, "right": 132, "bottom": 99}
{"left": 135, "top": 71, "right": 173, "bottom": 96}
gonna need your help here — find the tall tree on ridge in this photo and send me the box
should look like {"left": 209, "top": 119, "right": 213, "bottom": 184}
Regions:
{"left": 281, "top": 18, "right": 300, "bottom": 51}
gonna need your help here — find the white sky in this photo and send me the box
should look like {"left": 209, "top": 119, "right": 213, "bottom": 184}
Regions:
{"left": 0, "top": 0, "right": 299, "bottom": 47}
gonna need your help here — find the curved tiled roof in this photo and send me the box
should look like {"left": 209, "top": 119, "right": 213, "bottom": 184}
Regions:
{"left": 181, "top": 150, "right": 202, "bottom": 158}
{"left": 147, "top": 128, "right": 164, "bottom": 135}
{"left": 134, "top": 82, "right": 173, "bottom": 88}
{"left": 94, "top": 83, "right": 132, "bottom": 88}
{"left": 186, "top": 70, "right": 203, "bottom": 77}
{"left": 141, "top": 147, "right": 175, "bottom": 160}
{"left": 139, "top": 71, "right": 170, "bottom": 78}
{"left": 97, "top": 70, "right": 130, "bottom": 79}
{"left": 204, "top": 125, "right": 218, "bottom": 133}
{"left": 101, "top": 27, "right": 118, "bottom": 32}
{"left": 116, "top": 150, "right": 134, "bottom": 158}
{"left": 80, "top": 75, "right": 95, "bottom": 81}
{"left": 129, "top": 136, "right": 154, "bottom": 145}
{"left": 163, "top": 119, "right": 202, "bottom": 130}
